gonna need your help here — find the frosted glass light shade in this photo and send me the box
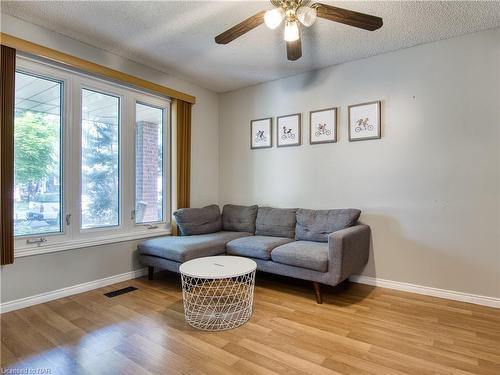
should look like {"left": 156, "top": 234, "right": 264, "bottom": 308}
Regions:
{"left": 264, "top": 8, "right": 285, "bottom": 29}
{"left": 284, "top": 21, "right": 299, "bottom": 42}
{"left": 297, "top": 6, "right": 317, "bottom": 27}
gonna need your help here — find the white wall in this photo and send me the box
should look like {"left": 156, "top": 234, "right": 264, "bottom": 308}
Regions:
{"left": 0, "top": 14, "right": 220, "bottom": 303}
{"left": 219, "top": 28, "right": 500, "bottom": 299}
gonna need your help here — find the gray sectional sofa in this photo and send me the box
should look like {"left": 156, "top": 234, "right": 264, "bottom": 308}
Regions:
{"left": 138, "top": 204, "right": 371, "bottom": 303}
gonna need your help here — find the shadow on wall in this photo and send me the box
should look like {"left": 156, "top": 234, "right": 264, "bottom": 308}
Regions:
{"left": 358, "top": 214, "right": 380, "bottom": 278}
{"left": 359, "top": 213, "right": 424, "bottom": 280}
{"left": 274, "top": 24, "right": 326, "bottom": 93}
{"left": 353, "top": 219, "right": 376, "bottom": 280}
{"left": 287, "top": 26, "right": 324, "bottom": 91}
{"left": 277, "top": 67, "right": 324, "bottom": 92}
{"left": 359, "top": 213, "right": 497, "bottom": 297}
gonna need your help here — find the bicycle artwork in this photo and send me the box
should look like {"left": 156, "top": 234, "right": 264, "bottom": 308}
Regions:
{"left": 250, "top": 118, "right": 272, "bottom": 149}
{"left": 281, "top": 126, "right": 296, "bottom": 141}
{"left": 310, "top": 108, "right": 337, "bottom": 144}
{"left": 315, "top": 123, "right": 331, "bottom": 137}
{"left": 254, "top": 130, "right": 268, "bottom": 143}
{"left": 348, "top": 101, "right": 381, "bottom": 142}
{"left": 277, "top": 113, "right": 301, "bottom": 147}
{"left": 354, "top": 118, "right": 374, "bottom": 133}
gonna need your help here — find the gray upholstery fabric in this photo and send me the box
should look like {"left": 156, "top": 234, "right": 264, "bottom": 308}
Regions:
{"left": 255, "top": 207, "right": 297, "bottom": 238}
{"left": 295, "top": 208, "right": 361, "bottom": 242}
{"left": 252, "top": 258, "right": 329, "bottom": 284}
{"left": 138, "top": 231, "right": 252, "bottom": 262}
{"left": 139, "top": 223, "right": 371, "bottom": 288}
{"left": 226, "top": 235, "right": 294, "bottom": 260}
{"left": 328, "top": 224, "right": 371, "bottom": 284}
{"left": 222, "top": 204, "right": 258, "bottom": 233}
{"left": 271, "top": 241, "right": 329, "bottom": 272}
{"left": 173, "top": 205, "right": 221, "bottom": 236}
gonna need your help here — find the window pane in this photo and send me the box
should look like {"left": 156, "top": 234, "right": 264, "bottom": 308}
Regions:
{"left": 14, "top": 72, "right": 62, "bottom": 237}
{"left": 135, "top": 103, "right": 164, "bottom": 224}
{"left": 81, "top": 89, "right": 119, "bottom": 229}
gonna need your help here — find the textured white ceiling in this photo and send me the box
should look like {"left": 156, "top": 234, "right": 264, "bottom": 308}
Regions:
{"left": 2, "top": 1, "right": 500, "bottom": 93}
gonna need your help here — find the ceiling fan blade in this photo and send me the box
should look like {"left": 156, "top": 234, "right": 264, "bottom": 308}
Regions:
{"left": 286, "top": 38, "right": 302, "bottom": 61}
{"left": 314, "top": 3, "right": 383, "bottom": 31}
{"left": 215, "top": 10, "right": 266, "bottom": 44}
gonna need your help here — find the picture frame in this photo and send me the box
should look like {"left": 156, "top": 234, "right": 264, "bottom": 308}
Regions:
{"left": 250, "top": 117, "right": 272, "bottom": 149}
{"left": 348, "top": 101, "right": 381, "bottom": 141}
{"left": 277, "top": 113, "right": 301, "bottom": 147}
{"left": 309, "top": 107, "right": 338, "bottom": 144}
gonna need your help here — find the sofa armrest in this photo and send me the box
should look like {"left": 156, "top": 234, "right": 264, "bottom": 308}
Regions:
{"left": 327, "top": 224, "right": 371, "bottom": 285}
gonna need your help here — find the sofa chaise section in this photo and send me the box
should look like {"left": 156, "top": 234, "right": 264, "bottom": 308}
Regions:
{"left": 138, "top": 231, "right": 253, "bottom": 263}
{"left": 139, "top": 205, "right": 256, "bottom": 278}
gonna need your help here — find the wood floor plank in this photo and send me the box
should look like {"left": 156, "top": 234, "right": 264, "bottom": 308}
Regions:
{"left": 1, "top": 271, "right": 499, "bottom": 375}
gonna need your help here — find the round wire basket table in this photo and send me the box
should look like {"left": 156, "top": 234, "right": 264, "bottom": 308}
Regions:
{"left": 179, "top": 256, "right": 257, "bottom": 331}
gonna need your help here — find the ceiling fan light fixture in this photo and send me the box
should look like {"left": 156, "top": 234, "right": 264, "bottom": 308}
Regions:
{"left": 264, "top": 7, "right": 285, "bottom": 29}
{"left": 284, "top": 21, "right": 299, "bottom": 42}
{"left": 297, "top": 6, "right": 317, "bottom": 27}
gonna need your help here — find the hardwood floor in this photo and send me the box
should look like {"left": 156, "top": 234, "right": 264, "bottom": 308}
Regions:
{"left": 1, "top": 271, "right": 499, "bottom": 375}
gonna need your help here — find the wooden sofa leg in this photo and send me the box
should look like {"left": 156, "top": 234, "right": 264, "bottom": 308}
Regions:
{"left": 313, "top": 282, "right": 323, "bottom": 304}
{"left": 148, "top": 266, "right": 154, "bottom": 280}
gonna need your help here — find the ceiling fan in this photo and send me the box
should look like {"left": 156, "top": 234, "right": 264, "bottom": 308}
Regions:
{"left": 215, "top": 0, "right": 383, "bottom": 61}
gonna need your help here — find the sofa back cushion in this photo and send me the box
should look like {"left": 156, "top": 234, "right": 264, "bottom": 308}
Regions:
{"left": 173, "top": 205, "right": 221, "bottom": 236}
{"left": 222, "top": 204, "right": 258, "bottom": 233}
{"left": 255, "top": 207, "right": 297, "bottom": 238}
{"left": 295, "top": 208, "right": 361, "bottom": 242}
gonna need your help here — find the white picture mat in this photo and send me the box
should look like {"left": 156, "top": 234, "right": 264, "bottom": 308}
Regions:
{"left": 349, "top": 102, "right": 380, "bottom": 140}
{"left": 310, "top": 109, "right": 336, "bottom": 143}
{"left": 277, "top": 115, "right": 300, "bottom": 146}
{"left": 251, "top": 118, "right": 271, "bottom": 148}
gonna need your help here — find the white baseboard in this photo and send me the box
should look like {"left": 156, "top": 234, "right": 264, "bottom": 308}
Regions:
{"left": 349, "top": 275, "right": 500, "bottom": 309}
{"left": 2, "top": 270, "right": 498, "bottom": 314}
{"left": 0, "top": 268, "right": 147, "bottom": 314}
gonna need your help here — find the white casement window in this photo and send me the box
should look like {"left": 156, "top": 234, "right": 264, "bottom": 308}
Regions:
{"left": 134, "top": 101, "right": 167, "bottom": 225}
{"left": 13, "top": 56, "right": 171, "bottom": 257}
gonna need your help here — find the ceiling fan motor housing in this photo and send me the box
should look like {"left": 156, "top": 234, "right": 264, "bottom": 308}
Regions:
{"left": 271, "top": 0, "right": 312, "bottom": 22}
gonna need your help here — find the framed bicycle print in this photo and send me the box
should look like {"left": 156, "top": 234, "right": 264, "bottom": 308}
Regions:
{"left": 310, "top": 107, "right": 338, "bottom": 144}
{"left": 250, "top": 117, "right": 272, "bottom": 149}
{"left": 348, "top": 101, "right": 381, "bottom": 141}
{"left": 277, "top": 113, "right": 301, "bottom": 147}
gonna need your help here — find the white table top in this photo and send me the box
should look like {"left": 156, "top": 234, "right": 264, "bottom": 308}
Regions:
{"left": 179, "top": 256, "right": 257, "bottom": 279}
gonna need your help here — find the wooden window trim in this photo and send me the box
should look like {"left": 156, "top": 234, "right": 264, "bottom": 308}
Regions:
{"left": 0, "top": 33, "right": 196, "bottom": 104}
{"left": 1, "top": 45, "right": 16, "bottom": 265}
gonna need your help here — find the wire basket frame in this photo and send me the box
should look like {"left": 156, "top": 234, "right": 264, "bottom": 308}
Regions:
{"left": 181, "top": 270, "right": 256, "bottom": 331}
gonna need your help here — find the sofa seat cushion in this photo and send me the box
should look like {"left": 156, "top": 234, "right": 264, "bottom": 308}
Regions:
{"left": 255, "top": 207, "right": 297, "bottom": 238}
{"left": 271, "top": 241, "right": 328, "bottom": 272}
{"left": 222, "top": 204, "right": 258, "bottom": 233}
{"left": 138, "top": 231, "right": 252, "bottom": 263}
{"left": 173, "top": 205, "right": 222, "bottom": 236}
{"left": 295, "top": 208, "right": 361, "bottom": 242}
{"left": 226, "top": 235, "right": 294, "bottom": 260}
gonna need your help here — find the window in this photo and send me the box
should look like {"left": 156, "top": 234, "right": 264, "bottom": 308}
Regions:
{"left": 14, "top": 71, "right": 63, "bottom": 237}
{"left": 81, "top": 89, "right": 120, "bottom": 229}
{"left": 13, "top": 57, "right": 171, "bottom": 256}
{"left": 135, "top": 103, "right": 164, "bottom": 224}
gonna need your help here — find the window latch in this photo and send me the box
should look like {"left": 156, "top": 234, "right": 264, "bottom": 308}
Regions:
{"left": 66, "top": 213, "right": 72, "bottom": 226}
{"left": 26, "top": 237, "right": 47, "bottom": 245}
{"left": 131, "top": 210, "right": 136, "bottom": 220}
{"left": 146, "top": 224, "right": 158, "bottom": 229}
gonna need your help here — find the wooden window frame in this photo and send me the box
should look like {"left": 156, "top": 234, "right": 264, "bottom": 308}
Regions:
{"left": 0, "top": 33, "right": 196, "bottom": 104}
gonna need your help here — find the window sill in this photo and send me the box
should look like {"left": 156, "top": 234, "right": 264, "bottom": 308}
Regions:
{"left": 14, "top": 229, "right": 171, "bottom": 258}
